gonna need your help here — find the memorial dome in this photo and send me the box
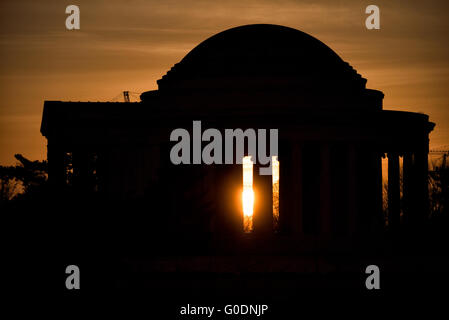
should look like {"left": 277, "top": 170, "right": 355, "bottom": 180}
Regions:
{"left": 155, "top": 24, "right": 367, "bottom": 92}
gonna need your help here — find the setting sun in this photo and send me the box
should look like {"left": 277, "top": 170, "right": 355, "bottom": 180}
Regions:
{"left": 242, "top": 188, "right": 254, "bottom": 217}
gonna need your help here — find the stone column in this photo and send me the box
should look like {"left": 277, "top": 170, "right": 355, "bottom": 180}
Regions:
{"left": 279, "top": 141, "right": 303, "bottom": 235}
{"left": 320, "top": 144, "right": 331, "bottom": 234}
{"left": 347, "top": 145, "right": 358, "bottom": 235}
{"left": 354, "top": 149, "right": 382, "bottom": 234}
{"left": 253, "top": 164, "right": 273, "bottom": 234}
{"left": 301, "top": 144, "right": 320, "bottom": 235}
{"left": 217, "top": 164, "right": 242, "bottom": 236}
{"left": 107, "top": 147, "right": 122, "bottom": 198}
{"left": 388, "top": 152, "right": 400, "bottom": 230}
{"left": 72, "top": 148, "right": 89, "bottom": 193}
{"left": 402, "top": 152, "right": 413, "bottom": 225}
{"left": 413, "top": 148, "right": 429, "bottom": 226}
{"left": 291, "top": 143, "right": 302, "bottom": 235}
{"left": 279, "top": 140, "right": 293, "bottom": 234}
{"left": 47, "top": 141, "right": 66, "bottom": 188}
{"left": 372, "top": 151, "right": 384, "bottom": 232}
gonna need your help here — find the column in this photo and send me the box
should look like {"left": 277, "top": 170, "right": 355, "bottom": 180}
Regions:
{"left": 413, "top": 148, "right": 429, "bottom": 226}
{"left": 279, "top": 141, "right": 293, "bottom": 234}
{"left": 301, "top": 144, "right": 320, "bottom": 235}
{"left": 388, "top": 152, "right": 400, "bottom": 230}
{"left": 47, "top": 141, "right": 65, "bottom": 188}
{"left": 253, "top": 163, "right": 273, "bottom": 234}
{"left": 347, "top": 145, "right": 358, "bottom": 235}
{"left": 217, "top": 164, "right": 242, "bottom": 236}
{"left": 291, "top": 143, "right": 303, "bottom": 234}
{"left": 108, "top": 147, "right": 123, "bottom": 198}
{"left": 320, "top": 144, "right": 331, "bottom": 234}
{"left": 72, "top": 148, "right": 89, "bottom": 193}
{"left": 372, "top": 151, "right": 384, "bottom": 232}
{"left": 402, "top": 152, "right": 413, "bottom": 225}
{"left": 279, "top": 141, "right": 303, "bottom": 235}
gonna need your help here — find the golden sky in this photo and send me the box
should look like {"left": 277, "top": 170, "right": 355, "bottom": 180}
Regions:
{"left": 0, "top": 0, "right": 448, "bottom": 164}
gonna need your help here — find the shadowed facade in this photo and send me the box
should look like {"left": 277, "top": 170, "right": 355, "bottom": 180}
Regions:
{"left": 41, "top": 24, "right": 434, "bottom": 255}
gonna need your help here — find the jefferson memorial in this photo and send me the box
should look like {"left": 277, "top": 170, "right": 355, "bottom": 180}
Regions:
{"left": 41, "top": 24, "right": 434, "bottom": 253}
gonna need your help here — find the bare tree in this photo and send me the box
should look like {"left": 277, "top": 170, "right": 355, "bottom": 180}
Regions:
{"left": 0, "top": 154, "right": 47, "bottom": 202}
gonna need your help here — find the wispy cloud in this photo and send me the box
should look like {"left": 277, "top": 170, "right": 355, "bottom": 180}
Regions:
{"left": 0, "top": 0, "right": 448, "bottom": 163}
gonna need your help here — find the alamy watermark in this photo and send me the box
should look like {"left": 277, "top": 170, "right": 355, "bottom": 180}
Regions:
{"left": 64, "top": 5, "right": 380, "bottom": 31}
{"left": 170, "top": 121, "right": 278, "bottom": 175}
{"left": 65, "top": 264, "right": 80, "bottom": 290}
{"left": 365, "top": 264, "right": 380, "bottom": 290}
{"left": 65, "top": 5, "right": 80, "bottom": 30}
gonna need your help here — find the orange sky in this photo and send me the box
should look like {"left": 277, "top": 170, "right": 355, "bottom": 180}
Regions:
{"left": 1, "top": 0, "right": 448, "bottom": 165}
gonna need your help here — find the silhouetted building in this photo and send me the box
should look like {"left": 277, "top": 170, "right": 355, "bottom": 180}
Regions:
{"left": 40, "top": 24, "right": 434, "bottom": 253}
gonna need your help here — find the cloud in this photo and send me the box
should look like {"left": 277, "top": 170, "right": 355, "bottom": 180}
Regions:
{"left": 0, "top": 0, "right": 448, "bottom": 163}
